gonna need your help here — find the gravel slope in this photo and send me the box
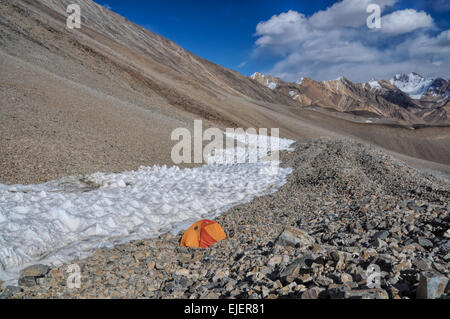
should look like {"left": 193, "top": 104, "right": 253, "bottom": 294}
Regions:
{"left": 2, "top": 138, "right": 449, "bottom": 299}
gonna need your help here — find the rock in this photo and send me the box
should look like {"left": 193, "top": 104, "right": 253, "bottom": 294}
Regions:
{"left": 261, "top": 286, "right": 270, "bottom": 298}
{"left": 314, "top": 276, "right": 333, "bottom": 287}
{"left": 203, "top": 292, "right": 220, "bottom": 299}
{"left": 299, "top": 273, "right": 313, "bottom": 284}
{"left": 362, "top": 249, "right": 377, "bottom": 261}
{"left": 18, "top": 276, "right": 37, "bottom": 288}
{"left": 344, "top": 288, "right": 389, "bottom": 299}
{"left": 279, "top": 255, "right": 314, "bottom": 283}
{"left": 133, "top": 251, "right": 147, "bottom": 261}
{"left": 412, "top": 259, "right": 432, "bottom": 271}
{"left": 393, "top": 260, "right": 412, "bottom": 273}
{"left": 392, "top": 282, "right": 411, "bottom": 296}
{"left": 330, "top": 251, "right": 346, "bottom": 270}
{"left": 372, "top": 230, "right": 389, "bottom": 241}
{"left": 20, "top": 264, "right": 50, "bottom": 278}
{"left": 268, "top": 256, "right": 282, "bottom": 267}
{"left": 418, "top": 238, "right": 433, "bottom": 248}
{"left": 444, "top": 229, "right": 450, "bottom": 239}
{"left": 372, "top": 238, "right": 387, "bottom": 248}
{"left": 0, "top": 286, "right": 23, "bottom": 299}
{"left": 175, "top": 269, "right": 190, "bottom": 277}
{"left": 328, "top": 286, "right": 349, "bottom": 299}
{"left": 416, "top": 271, "right": 449, "bottom": 299}
{"left": 275, "top": 227, "right": 315, "bottom": 248}
{"left": 330, "top": 251, "right": 343, "bottom": 262}
{"left": 300, "top": 287, "right": 324, "bottom": 299}
{"left": 340, "top": 273, "right": 353, "bottom": 284}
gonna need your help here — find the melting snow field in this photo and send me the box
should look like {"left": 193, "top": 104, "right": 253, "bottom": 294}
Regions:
{"left": 0, "top": 133, "right": 295, "bottom": 284}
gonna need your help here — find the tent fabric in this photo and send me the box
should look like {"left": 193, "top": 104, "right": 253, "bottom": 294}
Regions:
{"left": 180, "top": 219, "right": 226, "bottom": 248}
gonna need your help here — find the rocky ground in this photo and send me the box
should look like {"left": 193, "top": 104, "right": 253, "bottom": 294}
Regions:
{"left": 1, "top": 138, "right": 449, "bottom": 299}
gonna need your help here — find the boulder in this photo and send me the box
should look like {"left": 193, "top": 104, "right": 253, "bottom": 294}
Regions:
{"left": 20, "top": 264, "right": 50, "bottom": 278}
{"left": 275, "top": 227, "right": 315, "bottom": 248}
{"left": 416, "top": 271, "right": 448, "bottom": 299}
{"left": 279, "top": 255, "right": 315, "bottom": 283}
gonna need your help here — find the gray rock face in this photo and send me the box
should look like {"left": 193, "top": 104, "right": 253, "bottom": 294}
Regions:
{"left": 20, "top": 264, "right": 50, "bottom": 278}
{"left": 275, "top": 227, "right": 315, "bottom": 248}
{"left": 416, "top": 271, "right": 449, "bottom": 299}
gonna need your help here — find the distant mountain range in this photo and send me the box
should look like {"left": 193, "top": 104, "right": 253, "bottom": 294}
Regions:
{"left": 250, "top": 72, "right": 450, "bottom": 125}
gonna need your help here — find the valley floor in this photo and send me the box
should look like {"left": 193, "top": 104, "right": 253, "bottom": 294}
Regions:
{"left": 2, "top": 138, "right": 449, "bottom": 299}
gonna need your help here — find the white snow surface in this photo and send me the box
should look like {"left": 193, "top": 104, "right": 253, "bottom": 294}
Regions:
{"left": 390, "top": 73, "right": 433, "bottom": 99}
{"left": 368, "top": 80, "right": 382, "bottom": 90}
{"left": 267, "top": 80, "right": 277, "bottom": 90}
{"left": 0, "top": 133, "right": 295, "bottom": 284}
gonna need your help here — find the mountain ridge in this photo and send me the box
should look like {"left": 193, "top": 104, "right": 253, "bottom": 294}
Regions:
{"left": 249, "top": 72, "right": 450, "bottom": 125}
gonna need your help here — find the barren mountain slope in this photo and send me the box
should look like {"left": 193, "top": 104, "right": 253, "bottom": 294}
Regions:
{"left": 1, "top": 0, "right": 450, "bottom": 185}
{"left": 0, "top": 0, "right": 299, "bottom": 184}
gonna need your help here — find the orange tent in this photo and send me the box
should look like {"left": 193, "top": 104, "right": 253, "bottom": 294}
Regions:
{"left": 180, "top": 219, "right": 226, "bottom": 248}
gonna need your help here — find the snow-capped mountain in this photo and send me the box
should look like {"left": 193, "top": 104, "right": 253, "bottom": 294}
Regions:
{"left": 249, "top": 72, "right": 450, "bottom": 125}
{"left": 390, "top": 73, "right": 449, "bottom": 101}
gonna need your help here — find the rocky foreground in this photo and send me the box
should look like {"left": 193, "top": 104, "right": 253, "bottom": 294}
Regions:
{"left": 1, "top": 138, "right": 449, "bottom": 299}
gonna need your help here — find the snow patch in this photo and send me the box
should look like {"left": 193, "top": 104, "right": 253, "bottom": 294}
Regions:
{"left": 0, "top": 133, "right": 295, "bottom": 285}
{"left": 267, "top": 80, "right": 277, "bottom": 90}
{"left": 368, "top": 80, "right": 381, "bottom": 89}
{"left": 296, "top": 77, "right": 304, "bottom": 85}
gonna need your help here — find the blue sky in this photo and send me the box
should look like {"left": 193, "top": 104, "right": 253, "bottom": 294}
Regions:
{"left": 94, "top": 0, "right": 449, "bottom": 82}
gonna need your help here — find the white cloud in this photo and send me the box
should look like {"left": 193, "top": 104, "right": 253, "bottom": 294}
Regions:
{"left": 381, "top": 9, "right": 434, "bottom": 35}
{"left": 252, "top": 0, "right": 447, "bottom": 82}
{"left": 309, "top": 0, "right": 396, "bottom": 29}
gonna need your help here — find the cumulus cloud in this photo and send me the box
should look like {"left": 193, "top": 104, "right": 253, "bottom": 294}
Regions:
{"left": 309, "top": 0, "right": 395, "bottom": 29}
{"left": 381, "top": 9, "right": 434, "bottom": 35}
{"left": 252, "top": 0, "right": 448, "bottom": 82}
